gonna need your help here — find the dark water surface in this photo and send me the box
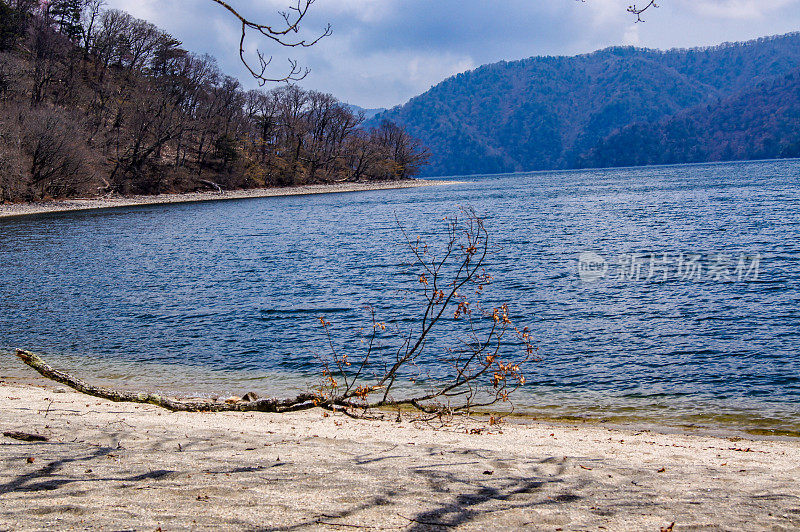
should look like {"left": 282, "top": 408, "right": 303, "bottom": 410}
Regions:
{"left": 2, "top": 160, "right": 799, "bottom": 434}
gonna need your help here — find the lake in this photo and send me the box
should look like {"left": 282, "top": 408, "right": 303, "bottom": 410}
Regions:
{"left": 2, "top": 159, "right": 799, "bottom": 435}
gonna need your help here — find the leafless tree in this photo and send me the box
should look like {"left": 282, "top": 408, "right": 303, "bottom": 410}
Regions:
{"left": 301, "top": 91, "right": 364, "bottom": 182}
{"left": 80, "top": 0, "right": 104, "bottom": 57}
{"left": 217, "top": 0, "right": 653, "bottom": 82}
{"left": 574, "top": 1, "right": 660, "bottom": 21}
{"left": 27, "top": 9, "right": 72, "bottom": 106}
{"left": 20, "top": 106, "right": 93, "bottom": 198}
{"left": 0, "top": 105, "right": 25, "bottom": 202}
{"left": 106, "top": 72, "right": 192, "bottom": 191}
{"left": 372, "top": 121, "right": 431, "bottom": 180}
{"left": 90, "top": 9, "right": 132, "bottom": 69}
{"left": 344, "top": 129, "right": 383, "bottom": 182}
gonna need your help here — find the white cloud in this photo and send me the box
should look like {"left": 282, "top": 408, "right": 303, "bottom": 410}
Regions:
{"left": 103, "top": 0, "right": 800, "bottom": 108}
{"left": 623, "top": 24, "right": 641, "bottom": 46}
{"left": 105, "top": 0, "right": 180, "bottom": 26}
{"left": 690, "top": 0, "right": 797, "bottom": 19}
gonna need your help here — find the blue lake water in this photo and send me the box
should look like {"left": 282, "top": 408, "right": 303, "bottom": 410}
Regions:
{"left": 2, "top": 159, "right": 800, "bottom": 434}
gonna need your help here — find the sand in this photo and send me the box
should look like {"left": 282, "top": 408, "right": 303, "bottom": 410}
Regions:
{"left": 0, "top": 180, "right": 455, "bottom": 219}
{"left": 1, "top": 381, "right": 799, "bottom": 531}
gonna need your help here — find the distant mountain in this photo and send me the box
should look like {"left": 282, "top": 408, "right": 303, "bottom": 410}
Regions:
{"left": 344, "top": 104, "right": 386, "bottom": 120}
{"left": 371, "top": 33, "right": 800, "bottom": 176}
{"left": 580, "top": 70, "right": 800, "bottom": 168}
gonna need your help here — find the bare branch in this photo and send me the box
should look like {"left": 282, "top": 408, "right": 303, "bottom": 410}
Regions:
{"left": 209, "top": 0, "right": 331, "bottom": 84}
{"left": 315, "top": 207, "right": 536, "bottom": 415}
{"left": 577, "top": 0, "right": 660, "bottom": 22}
{"left": 627, "top": 0, "right": 659, "bottom": 22}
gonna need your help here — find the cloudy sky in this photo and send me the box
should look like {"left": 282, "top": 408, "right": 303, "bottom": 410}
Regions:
{"left": 105, "top": 0, "right": 800, "bottom": 108}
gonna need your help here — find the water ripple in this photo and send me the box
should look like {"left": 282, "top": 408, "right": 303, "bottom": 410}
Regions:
{"left": 1, "top": 160, "right": 800, "bottom": 433}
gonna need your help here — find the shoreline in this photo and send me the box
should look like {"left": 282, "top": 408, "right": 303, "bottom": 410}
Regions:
{"left": 1, "top": 380, "right": 799, "bottom": 530}
{"left": 0, "top": 179, "right": 457, "bottom": 219}
{"left": 3, "top": 365, "right": 799, "bottom": 443}
{"left": 2, "top": 363, "right": 798, "bottom": 441}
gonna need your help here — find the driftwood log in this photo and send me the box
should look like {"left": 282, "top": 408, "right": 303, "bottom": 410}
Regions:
{"left": 13, "top": 349, "right": 321, "bottom": 413}
{"left": 3, "top": 431, "right": 48, "bottom": 442}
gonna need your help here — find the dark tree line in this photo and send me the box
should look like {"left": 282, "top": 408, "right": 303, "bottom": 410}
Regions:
{"left": 0, "top": 0, "right": 428, "bottom": 202}
{"left": 580, "top": 69, "right": 800, "bottom": 168}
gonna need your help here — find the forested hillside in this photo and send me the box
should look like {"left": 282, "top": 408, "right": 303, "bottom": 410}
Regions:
{"left": 373, "top": 33, "right": 800, "bottom": 176}
{"left": 0, "top": 0, "right": 427, "bottom": 203}
{"left": 581, "top": 70, "right": 800, "bottom": 167}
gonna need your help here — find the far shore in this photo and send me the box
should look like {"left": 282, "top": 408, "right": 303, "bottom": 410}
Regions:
{"left": 0, "top": 179, "right": 459, "bottom": 219}
{"left": 1, "top": 380, "right": 799, "bottom": 530}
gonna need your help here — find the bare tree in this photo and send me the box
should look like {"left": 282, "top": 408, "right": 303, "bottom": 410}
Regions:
{"left": 301, "top": 90, "right": 363, "bottom": 182}
{"left": 0, "top": 104, "right": 25, "bottom": 202}
{"left": 215, "top": 0, "right": 653, "bottom": 83}
{"left": 90, "top": 9, "right": 132, "bottom": 69}
{"left": 106, "top": 73, "right": 190, "bottom": 192}
{"left": 20, "top": 106, "right": 93, "bottom": 198}
{"left": 272, "top": 83, "right": 311, "bottom": 184}
{"left": 344, "top": 129, "right": 383, "bottom": 182}
{"left": 80, "top": 0, "right": 104, "bottom": 57}
{"left": 372, "top": 121, "right": 431, "bottom": 180}
{"left": 0, "top": 52, "right": 24, "bottom": 101}
{"left": 27, "top": 8, "right": 72, "bottom": 106}
{"left": 123, "top": 18, "right": 165, "bottom": 71}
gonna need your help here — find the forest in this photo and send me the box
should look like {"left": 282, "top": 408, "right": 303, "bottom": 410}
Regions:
{"left": 0, "top": 0, "right": 428, "bottom": 202}
{"left": 373, "top": 33, "right": 800, "bottom": 176}
{"left": 580, "top": 70, "right": 800, "bottom": 168}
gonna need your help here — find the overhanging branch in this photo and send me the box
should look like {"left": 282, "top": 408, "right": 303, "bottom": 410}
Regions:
{"left": 209, "top": 0, "right": 331, "bottom": 84}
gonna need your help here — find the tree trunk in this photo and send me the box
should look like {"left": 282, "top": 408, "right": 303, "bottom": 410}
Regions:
{"left": 13, "top": 350, "right": 320, "bottom": 413}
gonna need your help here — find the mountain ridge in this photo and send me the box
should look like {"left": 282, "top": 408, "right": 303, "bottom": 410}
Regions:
{"left": 370, "top": 32, "right": 800, "bottom": 176}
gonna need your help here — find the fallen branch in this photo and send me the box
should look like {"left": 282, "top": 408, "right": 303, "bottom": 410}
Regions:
{"left": 3, "top": 431, "right": 48, "bottom": 442}
{"left": 12, "top": 210, "right": 533, "bottom": 418}
{"left": 13, "top": 350, "right": 321, "bottom": 413}
{"left": 198, "top": 179, "right": 223, "bottom": 193}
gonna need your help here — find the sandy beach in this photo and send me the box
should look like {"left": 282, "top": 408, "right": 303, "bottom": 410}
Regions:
{"left": 0, "top": 180, "right": 453, "bottom": 219}
{"left": 1, "top": 381, "right": 798, "bottom": 531}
